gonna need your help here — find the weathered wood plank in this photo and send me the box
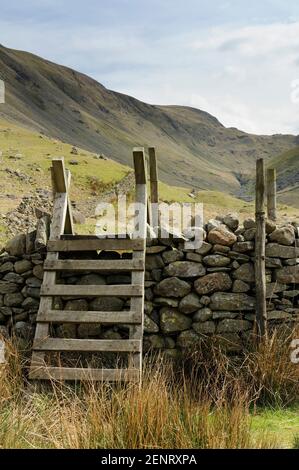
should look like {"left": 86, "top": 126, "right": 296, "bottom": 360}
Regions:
{"left": 267, "top": 168, "right": 277, "bottom": 222}
{"left": 133, "top": 147, "right": 147, "bottom": 184}
{"left": 47, "top": 238, "right": 144, "bottom": 252}
{"left": 40, "top": 284, "right": 143, "bottom": 297}
{"left": 255, "top": 158, "right": 267, "bottom": 339}
{"left": 38, "top": 310, "right": 141, "bottom": 324}
{"left": 44, "top": 259, "right": 144, "bottom": 272}
{"left": 29, "top": 367, "right": 140, "bottom": 382}
{"left": 33, "top": 338, "right": 141, "bottom": 352}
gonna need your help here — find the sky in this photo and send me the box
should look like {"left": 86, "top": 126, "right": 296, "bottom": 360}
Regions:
{"left": 0, "top": 0, "right": 299, "bottom": 135}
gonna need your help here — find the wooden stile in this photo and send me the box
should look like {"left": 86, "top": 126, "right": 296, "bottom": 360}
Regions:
{"left": 30, "top": 151, "right": 147, "bottom": 384}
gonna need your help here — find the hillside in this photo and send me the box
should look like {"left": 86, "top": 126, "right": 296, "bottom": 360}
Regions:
{"left": 0, "top": 44, "right": 298, "bottom": 197}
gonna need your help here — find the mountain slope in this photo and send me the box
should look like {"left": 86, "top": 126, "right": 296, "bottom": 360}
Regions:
{"left": 0, "top": 44, "right": 297, "bottom": 196}
{"left": 267, "top": 147, "right": 299, "bottom": 207}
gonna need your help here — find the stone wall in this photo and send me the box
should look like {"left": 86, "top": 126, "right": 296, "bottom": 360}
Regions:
{"left": 0, "top": 214, "right": 298, "bottom": 355}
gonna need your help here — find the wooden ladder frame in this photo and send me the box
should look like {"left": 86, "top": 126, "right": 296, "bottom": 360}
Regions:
{"left": 29, "top": 150, "right": 147, "bottom": 383}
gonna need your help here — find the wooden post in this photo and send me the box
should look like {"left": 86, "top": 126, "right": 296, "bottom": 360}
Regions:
{"left": 255, "top": 158, "right": 267, "bottom": 339}
{"left": 267, "top": 168, "right": 277, "bottom": 221}
{"left": 51, "top": 158, "right": 74, "bottom": 235}
{"left": 148, "top": 147, "right": 159, "bottom": 229}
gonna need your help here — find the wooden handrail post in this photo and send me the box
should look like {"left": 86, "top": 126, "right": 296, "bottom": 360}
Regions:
{"left": 255, "top": 158, "right": 267, "bottom": 340}
{"left": 267, "top": 168, "right": 277, "bottom": 221}
{"left": 51, "top": 158, "right": 74, "bottom": 235}
{"left": 148, "top": 147, "right": 159, "bottom": 229}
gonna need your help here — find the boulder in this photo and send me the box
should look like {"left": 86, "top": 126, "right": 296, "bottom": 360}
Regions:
{"left": 160, "top": 307, "right": 192, "bottom": 333}
{"left": 179, "top": 293, "right": 202, "bottom": 314}
{"left": 223, "top": 213, "right": 239, "bottom": 231}
{"left": 0, "top": 282, "right": 18, "bottom": 295}
{"left": 233, "top": 263, "right": 255, "bottom": 283}
{"left": 193, "top": 321, "right": 216, "bottom": 334}
{"left": 195, "top": 242, "right": 212, "bottom": 255}
{"left": 232, "top": 280, "right": 250, "bottom": 293}
{"left": 144, "top": 335, "right": 165, "bottom": 349}
{"left": 0, "top": 262, "right": 14, "bottom": 273}
{"left": 154, "top": 297, "right": 179, "bottom": 307}
{"left": 176, "top": 330, "right": 200, "bottom": 348}
{"left": 217, "top": 319, "right": 252, "bottom": 333}
{"left": 162, "top": 249, "right": 184, "bottom": 264}
{"left": 89, "top": 297, "right": 124, "bottom": 311}
{"left": 154, "top": 277, "right": 191, "bottom": 298}
{"left": 244, "top": 228, "right": 256, "bottom": 241}
{"left": 266, "top": 243, "right": 299, "bottom": 259}
{"left": 4, "top": 292, "right": 24, "bottom": 307}
{"left": 14, "top": 259, "right": 32, "bottom": 274}
{"left": 77, "top": 274, "right": 106, "bottom": 285}
{"left": 269, "top": 225, "right": 295, "bottom": 246}
{"left": 145, "top": 254, "right": 165, "bottom": 270}
{"left": 212, "top": 311, "right": 238, "bottom": 319}
{"left": 5, "top": 234, "right": 26, "bottom": 256}
{"left": 144, "top": 314, "right": 159, "bottom": 333}
{"left": 192, "top": 308, "right": 213, "bottom": 322}
{"left": 164, "top": 261, "right": 205, "bottom": 278}
{"left": 232, "top": 241, "right": 254, "bottom": 253}
{"left": 243, "top": 218, "right": 256, "bottom": 230}
{"left": 32, "top": 264, "right": 44, "bottom": 280}
{"left": 78, "top": 324, "right": 101, "bottom": 338}
{"left": 208, "top": 225, "right": 237, "bottom": 246}
{"left": 202, "top": 254, "right": 230, "bottom": 267}
{"left": 275, "top": 265, "right": 299, "bottom": 284}
{"left": 210, "top": 293, "right": 255, "bottom": 311}
{"left": 194, "top": 272, "right": 232, "bottom": 295}
{"left": 65, "top": 299, "right": 89, "bottom": 311}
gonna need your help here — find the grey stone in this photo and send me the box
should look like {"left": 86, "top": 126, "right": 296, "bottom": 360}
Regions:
{"left": 78, "top": 323, "right": 101, "bottom": 338}
{"left": 210, "top": 293, "right": 255, "bottom": 311}
{"left": 164, "top": 261, "right": 205, "bottom": 278}
{"left": 4, "top": 292, "right": 24, "bottom": 307}
{"left": 284, "top": 258, "right": 299, "bottom": 266}
{"left": 65, "top": 299, "right": 89, "bottom": 311}
{"left": 146, "top": 245, "right": 166, "bottom": 254}
{"left": 266, "top": 283, "right": 288, "bottom": 297}
{"left": 266, "top": 243, "right": 299, "bottom": 259}
{"left": 233, "top": 263, "right": 255, "bottom": 283}
{"left": 186, "top": 252, "right": 202, "bottom": 262}
{"left": 144, "top": 335, "right": 165, "bottom": 349}
{"left": 193, "top": 321, "right": 216, "bottom": 334}
{"left": 212, "top": 244, "right": 230, "bottom": 253}
{"left": 201, "top": 296, "right": 211, "bottom": 306}
{"left": 212, "top": 311, "right": 239, "bottom": 319}
{"left": 217, "top": 319, "right": 252, "bottom": 333}
{"left": 77, "top": 274, "right": 106, "bottom": 285}
{"left": 193, "top": 308, "right": 213, "bottom": 322}
{"left": 195, "top": 242, "right": 212, "bottom": 255}
{"left": 232, "top": 241, "right": 254, "bottom": 253}
{"left": 22, "top": 297, "right": 40, "bottom": 311}
{"left": 144, "top": 314, "right": 159, "bottom": 333}
{"left": 269, "top": 226, "right": 295, "bottom": 245}
{"left": 203, "top": 254, "right": 230, "bottom": 267}
{"left": 223, "top": 213, "right": 239, "bottom": 231}
{"left": 5, "top": 234, "right": 26, "bottom": 256}
{"left": 89, "top": 297, "right": 124, "bottom": 311}
{"left": 162, "top": 249, "right": 184, "bottom": 264}
{"left": 244, "top": 228, "right": 256, "bottom": 241}
{"left": 232, "top": 279, "right": 250, "bottom": 293}
{"left": 14, "top": 321, "right": 33, "bottom": 340}
{"left": 154, "top": 297, "right": 179, "bottom": 307}
{"left": 32, "top": 264, "right": 44, "bottom": 280}
{"left": 101, "top": 330, "right": 122, "bottom": 340}
{"left": 145, "top": 254, "right": 165, "bottom": 270}
{"left": 25, "top": 287, "right": 40, "bottom": 299}
{"left": 276, "top": 265, "right": 299, "bottom": 284}
{"left": 57, "top": 324, "right": 77, "bottom": 338}
{"left": 267, "top": 310, "right": 292, "bottom": 320}
{"left": 0, "top": 282, "right": 18, "bottom": 294}
{"left": 176, "top": 329, "right": 200, "bottom": 348}
{"left": 16, "top": 260, "right": 33, "bottom": 275}
{"left": 266, "top": 219, "right": 277, "bottom": 234}
{"left": 194, "top": 272, "right": 232, "bottom": 295}
{"left": 160, "top": 307, "right": 192, "bottom": 333}
{"left": 0, "top": 262, "right": 14, "bottom": 273}
{"left": 26, "top": 277, "right": 42, "bottom": 288}
{"left": 154, "top": 277, "right": 191, "bottom": 298}
{"left": 217, "top": 333, "right": 242, "bottom": 352}
{"left": 265, "top": 257, "right": 282, "bottom": 268}
{"left": 179, "top": 293, "right": 202, "bottom": 314}
{"left": 243, "top": 218, "right": 256, "bottom": 230}
{"left": 3, "top": 272, "right": 24, "bottom": 284}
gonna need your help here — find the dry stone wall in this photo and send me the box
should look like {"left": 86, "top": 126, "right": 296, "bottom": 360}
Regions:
{"left": 0, "top": 213, "right": 298, "bottom": 355}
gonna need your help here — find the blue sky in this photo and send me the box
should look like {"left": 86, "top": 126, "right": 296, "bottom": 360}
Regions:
{"left": 1, "top": 0, "right": 299, "bottom": 134}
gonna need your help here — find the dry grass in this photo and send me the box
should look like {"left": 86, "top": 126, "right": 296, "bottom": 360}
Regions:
{"left": 0, "top": 328, "right": 298, "bottom": 449}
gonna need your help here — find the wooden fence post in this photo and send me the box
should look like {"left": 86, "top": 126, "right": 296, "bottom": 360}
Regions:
{"left": 267, "top": 168, "right": 277, "bottom": 221}
{"left": 255, "top": 158, "right": 267, "bottom": 339}
{"left": 148, "top": 147, "right": 159, "bottom": 229}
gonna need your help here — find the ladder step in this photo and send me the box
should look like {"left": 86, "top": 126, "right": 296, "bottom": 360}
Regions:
{"left": 37, "top": 310, "right": 141, "bottom": 324}
{"left": 33, "top": 338, "right": 141, "bottom": 352}
{"left": 47, "top": 239, "right": 144, "bottom": 252}
{"left": 40, "top": 284, "right": 143, "bottom": 297}
{"left": 44, "top": 259, "right": 144, "bottom": 272}
{"left": 29, "top": 366, "right": 140, "bottom": 382}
